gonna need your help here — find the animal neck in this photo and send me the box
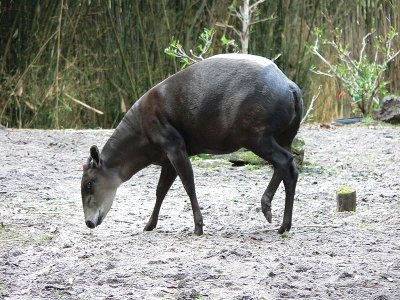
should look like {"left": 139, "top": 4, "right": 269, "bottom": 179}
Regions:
{"left": 101, "top": 105, "right": 151, "bottom": 182}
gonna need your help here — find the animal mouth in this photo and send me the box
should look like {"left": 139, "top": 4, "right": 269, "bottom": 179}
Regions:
{"left": 85, "top": 210, "right": 104, "bottom": 229}
{"left": 97, "top": 210, "right": 104, "bottom": 226}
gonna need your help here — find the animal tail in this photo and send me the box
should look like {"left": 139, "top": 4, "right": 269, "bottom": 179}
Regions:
{"left": 293, "top": 87, "right": 304, "bottom": 119}
{"left": 290, "top": 84, "right": 304, "bottom": 126}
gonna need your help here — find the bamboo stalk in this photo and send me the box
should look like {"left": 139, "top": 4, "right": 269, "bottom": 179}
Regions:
{"left": 106, "top": 3, "right": 138, "bottom": 99}
{"left": 135, "top": 1, "right": 153, "bottom": 86}
{"left": 1, "top": 0, "right": 23, "bottom": 74}
{"left": 162, "top": 0, "right": 177, "bottom": 72}
{"left": 1, "top": 0, "right": 399, "bottom": 128}
{"left": 54, "top": 0, "right": 64, "bottom": 129}
{"left": 0, "top": 30, "right": 58, "bottom": 124}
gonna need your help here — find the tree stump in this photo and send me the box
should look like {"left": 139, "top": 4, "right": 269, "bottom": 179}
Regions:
{"left": 336, "top": 186, "right": 356, "bottom": 212}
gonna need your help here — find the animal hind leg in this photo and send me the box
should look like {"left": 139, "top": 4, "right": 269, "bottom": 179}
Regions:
{"left": 261, "top": 169, "right": 282, "bottom": 223}
{"left": 144, "top": 161, "right": 177, "bottom": 231}
{"left": 249, "top": 136, "right": 298, "bottom": 233}
{"left": 279, "top": 159, "right": 298, "bottom": 233}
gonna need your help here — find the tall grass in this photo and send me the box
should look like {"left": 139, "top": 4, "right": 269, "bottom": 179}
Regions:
{"left": 0, "top": 0, "right": 398, "bottom": 128}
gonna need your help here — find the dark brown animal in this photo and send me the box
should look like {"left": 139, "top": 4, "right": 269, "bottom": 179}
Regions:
{"left": 81, "top": 54, "right": 303, "bottom": 235}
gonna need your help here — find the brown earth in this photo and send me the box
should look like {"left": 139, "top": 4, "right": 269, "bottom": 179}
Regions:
{"left": 0, "top": 124, "right": 399, "bottom": 299}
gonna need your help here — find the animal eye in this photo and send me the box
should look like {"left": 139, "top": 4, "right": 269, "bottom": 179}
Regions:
{"left": 86, "top": 181, "right": 92, "bottom": 190}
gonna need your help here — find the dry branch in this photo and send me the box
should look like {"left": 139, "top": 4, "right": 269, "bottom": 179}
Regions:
{"left": 64, "top": 93, "right": 104, "bottom": 115}
{"left": 301, "top": 86, "right": 321, "bottom": 124}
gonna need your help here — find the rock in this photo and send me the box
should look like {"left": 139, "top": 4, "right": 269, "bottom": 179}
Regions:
{"left": 174, "top": 289, "right": 202, "bottom": 300}
{"left": 11, "top": 249, "right": 24, "bottom": 257}
{"left": 338, "top": 271, "right": 354, "bottom": 279}
{"left": 374, "top": 95, "right": 400, "bottom": 123}
{"left": 268, "top": 271, "right": 276, "bottom": 277}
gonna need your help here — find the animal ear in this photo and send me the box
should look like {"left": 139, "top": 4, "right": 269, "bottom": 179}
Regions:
{"left": 90, "top": 145, "right": 101, "bottom": 167}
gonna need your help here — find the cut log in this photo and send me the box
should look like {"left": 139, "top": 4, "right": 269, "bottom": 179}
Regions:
{"left": 336, "top": 186, "right": 356, "bottom": 212}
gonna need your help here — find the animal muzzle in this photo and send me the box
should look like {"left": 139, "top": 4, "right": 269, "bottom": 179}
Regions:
{"left": 86, "top": 220, "right": 96, "bottom": 228}
{"left": 85, "top": 210, "right": 104, "bottom": 229}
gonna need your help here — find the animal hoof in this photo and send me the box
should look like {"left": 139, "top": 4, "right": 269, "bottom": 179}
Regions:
{"left": 261, "top": 198, "right": 272, "bottom": 223}
{"left": 261, "top": 205, "right": 272, "bottom": 223}
{"left": 194, "top": 223, "right": 203, "bottom": 236}
{"left": 264, "top": 210, "right": 272, "bottom": 223}
{"left": 277, "top": 227, "right": 285, "bottom": 234}
{"left": 143, "top": 223, "right": 156, "bottom": 231}
{"left": 277, "top": 223, "right": 291, "bottom": 234}
{"left": 194, "top": 228, "right": 203, "bottom": 236}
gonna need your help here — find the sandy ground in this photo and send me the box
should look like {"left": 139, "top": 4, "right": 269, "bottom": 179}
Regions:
{"left": 0, "top": 124, "right": 399, "bottom": 299}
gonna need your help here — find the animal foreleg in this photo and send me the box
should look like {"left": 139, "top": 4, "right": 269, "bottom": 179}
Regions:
{"left": 166, "top": 144, "right": 203, "bottom": 235}
{"left": 144, "top": 161, "right": 177, "bottom": 231}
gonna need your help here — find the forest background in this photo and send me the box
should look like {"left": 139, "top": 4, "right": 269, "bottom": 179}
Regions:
{"left": 0, "top": 0, "right": 399, "bottom": 129}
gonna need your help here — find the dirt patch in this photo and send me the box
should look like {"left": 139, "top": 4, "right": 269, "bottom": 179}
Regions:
{"left": 0, "top": 125, "right": 399, "bottom": 299}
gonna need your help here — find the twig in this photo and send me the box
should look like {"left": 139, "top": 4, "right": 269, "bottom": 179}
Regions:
{"left": 249, "top": 0, "right": 266, "bottom": 11}
{"left": 359, "top": 32, "right": 373, "bottom": 65}
{"left": 310, "top": 70, "right": 335, "bottom": 77}
{"left": 301, "top": 86, "right": 321, "bottom": 124}
{"left": 271, "top": 53, "right": 281, "bottom": 62}
{"left": 311, "top": 45, "right": 338, "bottom": 76}
{"left": 215, "top": 22, "right": 241, "bottom": 37}
{"left": 387, "top": 49, "right": 400, "bottom": 63}
{"left": 249, "top": 15, "right": 275, "bottom": 26}
{"left": 64, "top": 93, "right": 104, "bottom": 115}
{"left": 261, "top": 223, "right": 342, "bottom": 232}
{"left": 113, "top": 219, "right": 136, "bottom": 225}
{"left": 293, "top": 224, "right": 342, "bottom": 229}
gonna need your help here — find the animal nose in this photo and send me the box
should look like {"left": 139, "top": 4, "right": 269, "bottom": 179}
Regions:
{"left": 86, "top": 220, "right": 96, "bottom": 229}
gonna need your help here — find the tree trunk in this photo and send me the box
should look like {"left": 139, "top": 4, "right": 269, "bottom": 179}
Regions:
{"left": 273, "top": 0, "right": 284, "bottom": 68}
{"left": 240, "top": 0, "right": 250, "bottom": 54}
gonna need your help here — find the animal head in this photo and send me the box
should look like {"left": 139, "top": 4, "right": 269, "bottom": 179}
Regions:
{"left": 81, "top": 145, "right": 121, "bottom": 229}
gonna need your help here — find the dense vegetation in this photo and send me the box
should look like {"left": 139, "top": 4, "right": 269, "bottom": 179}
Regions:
{"left": 0, "top": 0, "right": 399, "bottom": 128}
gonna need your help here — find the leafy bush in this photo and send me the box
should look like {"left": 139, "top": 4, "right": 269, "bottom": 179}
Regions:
{"left": 311, "top": 27, "right": 400, "bottom": 115}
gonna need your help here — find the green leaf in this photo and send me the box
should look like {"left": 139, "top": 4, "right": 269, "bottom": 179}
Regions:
{"left": 221, "top": 35, "right": 229, "bottom": 45}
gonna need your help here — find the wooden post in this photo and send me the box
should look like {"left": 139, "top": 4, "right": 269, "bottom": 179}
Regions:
{"left": 336, "top": 186, "right": 356, "bottom": 212}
